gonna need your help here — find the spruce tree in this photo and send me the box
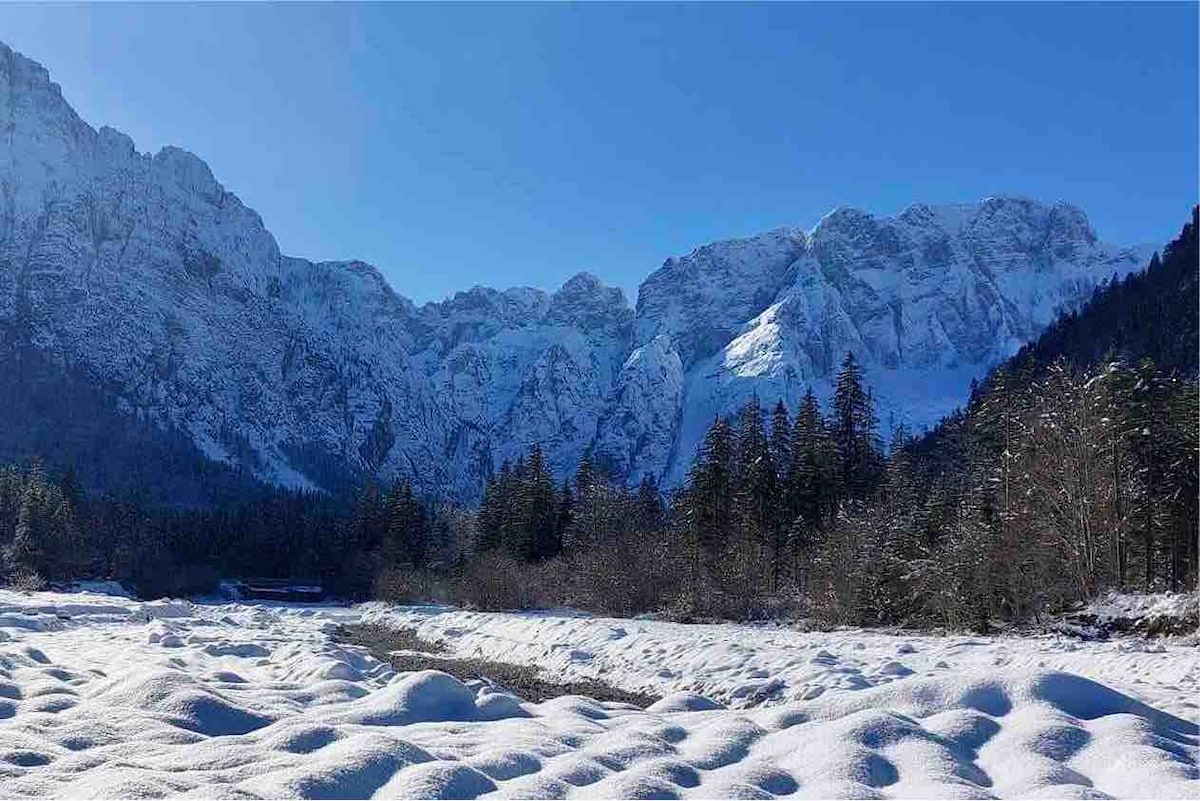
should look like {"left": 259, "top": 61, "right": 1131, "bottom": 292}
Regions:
{"left": 831, "top": 351, "right": 882, "bottom": 502}
{"left": 521, "top": 444, "right": 560, "bottom": 562}
{"left": 632, "top": 474, "right": 666, "bottom": 534}
{"left": 476, "top": 464, "right": 508, "bottom": 554}
{"left": 734, "top": 396, "right": 779, "bottom": 591}
{"left": 384, "top": 480, "right": 428, "bottom": 568}
{"left": 770, "top": 400, "right": 792, "bottom": 485}
{"left": 688, "top": 416, "right": 735, "bottom": 565}
{"left": 788, "top": 388, "right": 834, "bottom": 534}
{"left": 555, "top": 479, "right": 574, "bottom": 553}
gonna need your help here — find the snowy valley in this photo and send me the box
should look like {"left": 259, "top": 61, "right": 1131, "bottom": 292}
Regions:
{"left": 0, "top": 588, "right": 1194, "bottom": 799}
{"left": 0, "top": 19, "right": 1196, "bottom": 801}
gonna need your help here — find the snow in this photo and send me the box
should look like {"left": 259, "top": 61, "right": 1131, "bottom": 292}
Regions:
{"left": 1080, "top": 591, "right": 1199, "bottom": 626}
{"left": 364, "top": 606, "right": 1200, "bottom": 723}
{"left": 630, "top": 197, "right": 1156, "bottom": 483}
{"left": 0, "top": 589, "right": 1192, "bottom": 798}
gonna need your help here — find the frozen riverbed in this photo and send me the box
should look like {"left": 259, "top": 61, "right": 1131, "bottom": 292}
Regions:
{"left": 0, "top": 589, "right": 1194, "bottom": 799}
{"left": 363, "top": 602, "right": 1200, "bottom": 718}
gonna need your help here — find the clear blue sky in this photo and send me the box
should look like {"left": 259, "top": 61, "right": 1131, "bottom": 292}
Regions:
{"left": 1, "top": 3, "right": 1195, "bottom": 305}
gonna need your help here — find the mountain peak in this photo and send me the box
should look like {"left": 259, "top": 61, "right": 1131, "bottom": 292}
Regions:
{"left": 549, "top": 272, "right": 631, "bottom": 335}
{"left": 0, "top": 42, "right": 94, "bottom": 163}
{"left": 554, "top": 271, "right": 627, "bottom": 309}
{"left": 558, "top": 270, "right": 604, "bottom": 293}
{"left": 814, "top": 206, "right": 874, "bottom": 230}
{"left": 0, "top": 41, "right": 57, "bottom": 97}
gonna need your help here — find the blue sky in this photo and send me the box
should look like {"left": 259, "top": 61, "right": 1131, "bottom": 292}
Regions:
{"left": 0, "top": 3, "right": 1195, "bottom": 305}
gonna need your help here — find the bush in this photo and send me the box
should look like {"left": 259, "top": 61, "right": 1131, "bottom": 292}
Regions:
{"left": 7, "top": 568, "right": 46, "bottom": 593}
{"left": 563, "top": 534, "right": 684, "bottom": 617}
{"left": 375, "top": 567, "right": 449, "bottom": 605}
{"left": 450, "top": 552, "right": 558, "bottom": 610}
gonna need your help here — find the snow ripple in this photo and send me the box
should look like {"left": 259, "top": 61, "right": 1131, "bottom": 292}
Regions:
{"left": 0, "top": 590, "right": 1193, "bottom": 799}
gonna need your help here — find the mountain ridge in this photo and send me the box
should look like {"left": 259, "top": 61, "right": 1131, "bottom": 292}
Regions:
{"left": 0, "top": 41, "right": 1155, "bottom": 500}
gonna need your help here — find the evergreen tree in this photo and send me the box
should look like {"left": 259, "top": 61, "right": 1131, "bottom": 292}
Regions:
{"left": 831, "top": 352, "right": 883, "bottom": 502}
{"left": 555, "top": 479, "right": 575, "bottom": 553}
{"left": 476, "top": 467, "right": 505, "bottom": 554}
{"left": 734, "top": 396, "right": 779, "bottom": 591}
{"left": 688, "top": 416, "right": 735, "bottom": 566}
{"left": 632, "top": 474, "right": 666, "bottom": 534}
{"left": 565, "top": 452, "right": 620, "bottom": 553}
{"left": 384, "top": 480, "right": 429, "bottom": 568}
{"left": 522, "top": 444, "right": 561, "bottom": 562}
{"left": 769, "top": 400, "right": 792, "bottom": 485}
{"left": 788, "top": 389, "right": 835, "bottom": 539}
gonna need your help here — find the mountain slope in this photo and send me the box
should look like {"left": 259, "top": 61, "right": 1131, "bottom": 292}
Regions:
{"left": 0, "top": 42, "right": 1155, "bottom": 500}
{"left": 0, "top": 42, "right": 630, "bottom": 501}
{"left": 1003, "top": 206, "right": 1198, "bottom": 378}
{"left": 602, "top": 201, "right": 1153, "bottom": 482}
{"left": 906, "top": 206, "right": 1198, "bottom": 486}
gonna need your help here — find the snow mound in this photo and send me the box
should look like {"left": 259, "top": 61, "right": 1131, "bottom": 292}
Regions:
{"left": 65, "top": 580, "right": 132, "bottom": 598}
{"left": 332, "top": 670, "right": 489, "bottom": 726}
{"left": 91, "top": 669, "right": 274, "bottom": 736}
{"left": 0, "top": 612, "right": 62, "bottom": 632}
{"left": 243, "top": 732, "right": 434, "bottom": 798}
{"left": 377, "top": 761, "right": 498, "bottom": 799}
{"left": 648, "top": 692, "right": 726, "bottom": 713}
{"left": 131, "top": 599, "right": 195, "bottom": 622}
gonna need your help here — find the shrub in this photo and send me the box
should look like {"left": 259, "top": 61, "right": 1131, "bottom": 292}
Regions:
{"left": 7, "top": 568, "right": 46, "bottom": 593}
{"left": 451, "top": 552, "right": 558, "bottom": 610}
{"left": 375, "top": 567, "right": 449, "bottom": 605}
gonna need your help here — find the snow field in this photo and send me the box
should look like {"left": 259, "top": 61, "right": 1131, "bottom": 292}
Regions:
{"left": 0, "top": 590, "right": 1193, "bottom": 799}
{"left": 364, "top": 605, "right": 1200, "bottom": 722}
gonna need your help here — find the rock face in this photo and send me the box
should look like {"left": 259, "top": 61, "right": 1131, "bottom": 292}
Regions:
{"left": 0, "top": 42, "right": 1153, "bottom": 500}
{"left": 610, "top": 200, "right": 1153, "bottom": 483}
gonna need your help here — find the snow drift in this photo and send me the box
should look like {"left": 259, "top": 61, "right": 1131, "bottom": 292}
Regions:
{"left": 0, "top": 589, "right": 1192, "bottom": 798}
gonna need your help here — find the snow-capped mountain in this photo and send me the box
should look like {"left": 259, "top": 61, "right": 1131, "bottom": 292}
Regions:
{"left": 0, "top": 43, "right": 1152, "bottom": 500}
{"left": 607, "top": 200, "right": 1154, "bottom": 483}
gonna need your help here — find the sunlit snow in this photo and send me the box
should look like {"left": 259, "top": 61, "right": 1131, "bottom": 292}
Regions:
{"left": 0, "top": 589, "right": 1193, "bottom": 798}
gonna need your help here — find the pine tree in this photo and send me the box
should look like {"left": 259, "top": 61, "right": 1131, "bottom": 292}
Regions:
{"left": 1165, "top": 378, "right": 1198, "bottom": 590}
{"left": 383, "top": 480, "right": 429, "bottom": 568}
{"left": 520, "top": 444, "right": 560, "bottom": 562}
{"left": 499, "top": 457, "right": 529, "bottom": 559}
{"left": 565, "top": 452, "right": 622, "bottom": 553}
{"left": 476, "top": 465, "right": 507, "bottom": 554}
{"left": 688, "top": 416, "right": 735, "bottom": 566}
{"left": 9, "top": 477, "right": 47, "bottom": 579}
{"left": 555, "top": 479, "right": 574, "bottom": 552}
{"left": 769, "top": 400, "right": 792, "bottom": 485}
{"left": 632, "top": 474, "right": 666, "bottom": 534}
{"left": 788, "top": 388, "right": 835, "bottom": 536}
{"left": 831, "top": 351, "right": 883, "bottom": 502}
{"left": 733, "top": 396, "right": 779, "bottom": 592}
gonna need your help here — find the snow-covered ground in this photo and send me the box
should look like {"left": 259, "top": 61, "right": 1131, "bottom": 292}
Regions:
{"left": 0, "top": 589, "right": 1194, "bottom": 799}
{"left": 1076, "top": 591, "right": 1199, "bottom": 630}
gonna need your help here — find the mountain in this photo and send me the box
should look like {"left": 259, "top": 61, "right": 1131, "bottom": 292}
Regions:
{"left": 0, "top": 42, "right": 1155, "bottom": 501}
{"left": 603, "top": 201, "right": 1156, "bottom": 483}
{"left": 1001, "top": 206, "right": 1198, "bottom": 379}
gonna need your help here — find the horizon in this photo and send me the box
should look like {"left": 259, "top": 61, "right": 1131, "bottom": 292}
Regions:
{"left": 0, "top": 3, "right": 1196, "bottom": 305}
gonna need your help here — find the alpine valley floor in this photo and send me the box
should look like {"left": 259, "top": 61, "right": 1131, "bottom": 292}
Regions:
{"left": 0, "top": 589, "right": 1194, "bottom": 799}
